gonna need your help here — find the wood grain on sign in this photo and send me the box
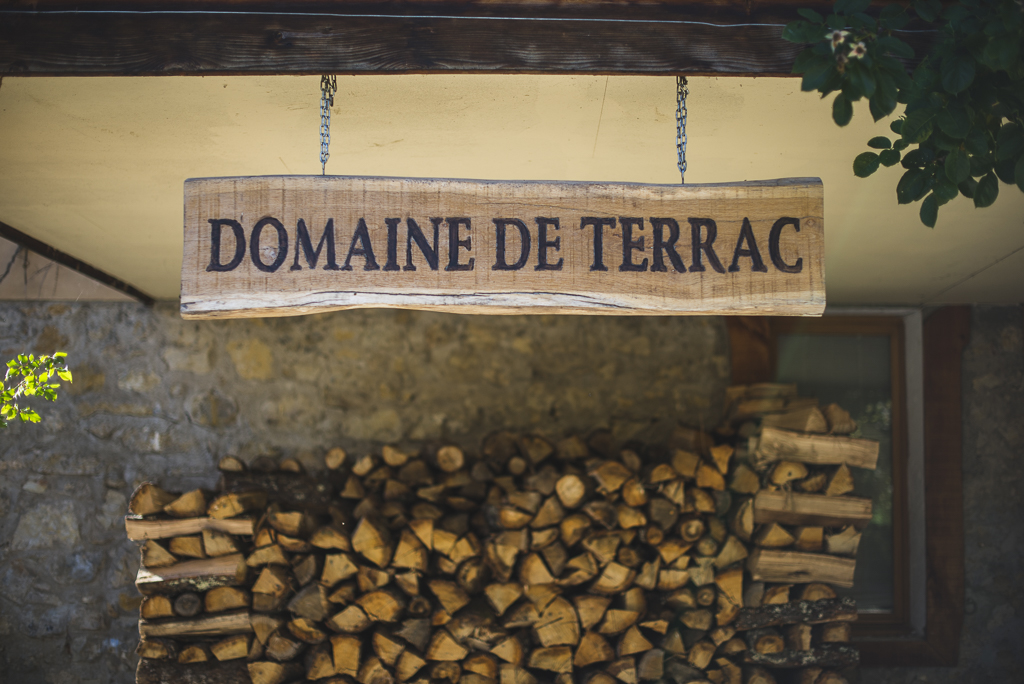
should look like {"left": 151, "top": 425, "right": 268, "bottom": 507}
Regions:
{"left": 181, "top": 176, "right": 824, "bottom": 318}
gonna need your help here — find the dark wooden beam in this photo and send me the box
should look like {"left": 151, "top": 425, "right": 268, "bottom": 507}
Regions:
{"left": 0, "top": 2, "right": 933, "bottom": 76}
{"left": 0, "top": 220, "right": 156, "bottom": 305}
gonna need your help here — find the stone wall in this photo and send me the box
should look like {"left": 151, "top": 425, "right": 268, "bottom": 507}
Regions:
{"left": 1, "top": 302, "right": 1020, "bottom": 683}
{"left": 865, "top": 305, "right": 1024, "bottom": 684}
{"left": 0, "top": 302, "right": 728, "bottom": 683}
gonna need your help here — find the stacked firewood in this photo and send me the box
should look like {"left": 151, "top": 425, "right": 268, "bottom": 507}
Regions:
{"left": 126, "top": 387, "right": 875, "bottom": 684}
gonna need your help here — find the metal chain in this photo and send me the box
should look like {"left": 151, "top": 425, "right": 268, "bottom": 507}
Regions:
{"left": 675, "top": 76, "right": 688, "bottom": 184}
{"left": 320, "top": 75, "right": 337, "bottom": 175}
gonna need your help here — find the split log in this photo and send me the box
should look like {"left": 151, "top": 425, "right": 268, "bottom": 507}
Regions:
{"left": 529, "top": 646, "right": 573, "bottom": 673}
{"left": 576, "top": 632, "right": 615, "bottom": 666}
{"left": 754, "top": 523, "right": 794, "bottom": 549}
{"left": 824, "top": 465, "right": 855, "bottom": 497}
{"left": 332, "top": 634, "right": 362, "bottom": 677}
{"left": 126, "top": 517, "right": 254, "bottom": 541}
{"left": 769, "top": 462, "right": 808, "bottom": 486}
{"left": 823, "top": 404, "right": 857, "bottom": 434}
{"left": 746, "top": 549, "right": 856, "bottom": 588}
{"left": 203, "top": 530, "right": 241, "bottom": 557}
{"left": 819, "top": 622, "right": 852, "bottom": 643}
{"left": 136, "top": 554, "right": 246, "bottom": 596}
{"left": 137, "top": 638, "right": 177, "bottom": 660}
{"left": 305, "top": 642, "right": 336, "bottom": 679}
{"left": 140, "top": 610, "right": 253, "bottom": 638}
{"left": 170, "top": 535, "right": 207, "bottom": 559}
{"left": 178, "top": 644, "right": 211, "bottom": 663}
{"left": 218, "top": 456, "right": 247, "bottom": 473}
{"left": 352, "top": 517, "right": 394, "bottom": 568}
{"left": 141, "top": 540, "right": 178, "bottom": 568}
{"left": 130, "top": 483, "right": 178, "bottom": 516}
{"left": 824, "top": 527, "right": 862, "bottom": 557}
{"left": 753, "top": 491, "right": 872, "bottom": 529}
{"left": 762, "top": 585, "right": 791, "bottom": 605}
{"left": 799, "top": 584, "right": 837, "bottom": 601}
{"left": 755, "top": 428, "right": 879, "bottom": 470}
{"left": 248, "top": 661, "right": 304, "bottom": 684}
{"left": 136, "top": 659, "right": 251, "bottom": 684}
{"left": 735, "top": 598, "right": 858, "bottom": 630}
{"left": 793, "top": 527, "right": 824, "bottom": 552}
{"left": 743, "top": 667, "right": 777, "bottom": 684}
{"left": 741, "top": 644, "right": 859, "bottom": 668}
{"left": 761, "top": 406, "right": 828, "bottom": 434}
{"left": 785, "top": 623, "right": 813, "bottom": 651}
{"left": 745, "top": 628, "right": 784, "bottom": 654}
{"left": 211, "top": 634, "right": 252, "bottom": 661}
{"left": 208, "top": 491, "right": 268, "bottom": 520}
{"left": 165, "top": 490, "right": 208, "bottom": 518}
{"left": 141, "top": 595, "right": 175, "bottom": 620}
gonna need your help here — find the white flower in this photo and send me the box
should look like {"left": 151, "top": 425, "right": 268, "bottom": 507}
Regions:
{"left": 827, "top": 30, "right": 850, "bottom": 51}
{"left": 848, "top": 42, "right": 867, "bottom": 59}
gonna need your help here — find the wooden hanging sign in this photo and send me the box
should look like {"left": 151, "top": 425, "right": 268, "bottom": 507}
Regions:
{"left": 180, "top": 175, "right": 824, "bottom": 318}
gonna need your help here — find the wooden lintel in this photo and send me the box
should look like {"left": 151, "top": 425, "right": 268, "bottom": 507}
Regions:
{"left": 0, "top": 3, "right": 933, "bottom": 77}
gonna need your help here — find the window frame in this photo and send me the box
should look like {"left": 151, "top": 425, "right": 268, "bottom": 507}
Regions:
{"left": 726, "top": 306, "right": 968, "bottom": 667}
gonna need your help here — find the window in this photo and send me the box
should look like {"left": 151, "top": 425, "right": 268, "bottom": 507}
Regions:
{"left": 727, "top": 307, "right": 968, "bottom": 666}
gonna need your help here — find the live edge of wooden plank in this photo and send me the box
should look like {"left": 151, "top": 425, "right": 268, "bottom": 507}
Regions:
{"left": 181, "top": 175, "right": 825, "bottom": 319}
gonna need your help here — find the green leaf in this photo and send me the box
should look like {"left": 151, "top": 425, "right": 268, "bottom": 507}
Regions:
{"left": 970, "top": 153, "right": 994, "bottom": 177}
{"left": 19, "top": 408, "right": 41, "bottom": 423}
{"left": 964, "top": 128, "right": 989, "bottom": 156}
{"left": 994, "top": 158, "right": 1017, "bottom": 185}
{"left": 869, "top": 92, "right": 898, "bottom": 122}
{"left": 833, "top": 94, "right": 854, "bottom": 126}
{"left": 801, "top": 62, "right": 836, "bottom": 92}
{"left": 919, "top": 194, "right": 939, "bottom": 227}
{"left": 853, "top": 152, "right": 881, "bottom": 177}
{"left": 783, "top": 21, "right": 816, "bottom": 44}
{"left": 974, "top": 172, "right": 999, "bottom": 208}
{"left": 902, "top": 109, "right": 936, "bottom": 144}
{"left": 933, "top": 177, "right": 959, "bottom": 204}
{"left": 797, "top": 8, "right": 825, "bottom": 23}
{"left": 849, "top": 64, "right": 876, "bottom": 99}
{"left": 945, "top": 148, "right": 971, "bottom": 183}
{"left": 958, "top": 177, "right": 979, "bottom": 198}
{"left": 890, "top": 119, "right": 904, "bottom": 135}
{"left": 793, "top": 49, "right": 828, "bottom": 74}
{"left": 1016, "top": 155, "right": 1024, "bottom": 194}
{"left": 936, "top": 103, "right": 972, "bottom": 139}
{"left": 844, "top": 0, "right": 872, "bottom": 14}
{"left": 996, "top": 124, "right": 1024, "bottom": 161}
{"left": 868, "top": 136, "right": 892, "bottom": 149}
{"left": 57, "top": 369, "right": 72, "bottom": 382}
{"left": 941, "top": 54, "right": 976, "bottom": 94}
{"left": 982, "top": 35, "right": 1020, "bottom": 71}
{"left": 897, "top": 168, "right": 930, "bottom": 203}
{"left": 913, "top": 0, "right": 938, "bottom": 22}
{"left": 893, "top": 139, "right": 909, "bottom": 152}
{"left": 877, "top": 36, "right": 915, "bottom": 59}
{"left": 880, "top": 149, "right": 902, "bottom": 166}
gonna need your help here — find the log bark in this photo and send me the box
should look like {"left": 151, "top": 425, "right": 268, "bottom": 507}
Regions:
{"left": 137, "top": 659, "right": 251, "bottom": 684}
{"left": 139, "top": 610, "right": 253, "bottom": 638}
{"left": 746, "top": 549, "right": 856, "bottom": 588}
{"left": 126, "top": 517, "right": 254, "bottom": 541}
{"left": 735, "top": 598, "right": 858, "bottom": 630}
{"left": 136, "top": 554, "right": 246, "bottom": 596}
{"left": 741, "top": 644, "right": 859, "bottom": 668}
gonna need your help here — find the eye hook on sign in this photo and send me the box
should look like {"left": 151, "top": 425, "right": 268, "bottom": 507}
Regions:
{"left": 676, "top": 76, "right": 689, "bottom": 185}
{"left": 320, "top": 75, "right": 337, "bottom": 175}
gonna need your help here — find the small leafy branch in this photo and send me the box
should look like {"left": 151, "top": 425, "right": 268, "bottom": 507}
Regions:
{"left": 784, "top": 0, "right": 1024, "bottom": 227}
{"left": 1, "top": 352, "right": 72, "bottom": 428}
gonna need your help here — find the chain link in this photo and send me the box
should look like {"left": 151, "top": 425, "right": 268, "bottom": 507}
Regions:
{"left": 675, "top": 76, "right": 688, "bottom": 184}
{"left": 320, "top": 75, "right": 337, "bottom": 175}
